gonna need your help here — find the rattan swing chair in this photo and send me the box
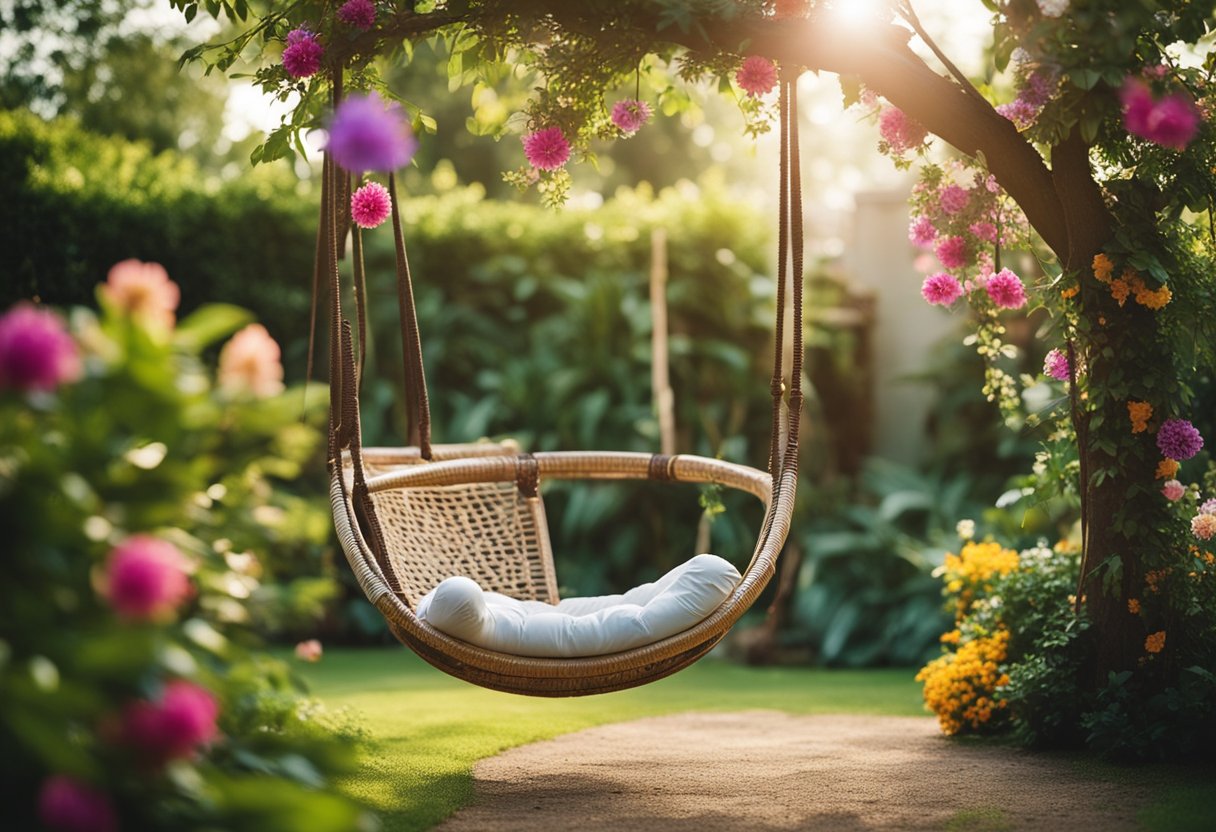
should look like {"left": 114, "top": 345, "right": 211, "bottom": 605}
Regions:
{"left": 324, "top": 66, "right": 809, "bottom": 697}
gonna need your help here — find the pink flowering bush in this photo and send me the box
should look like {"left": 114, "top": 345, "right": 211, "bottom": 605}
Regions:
{"left": 282, "top": 28, "right": 323, "bottom": 79}
{"left": 522, "top": 126, "right": 572, "bottom": 170}
{"left": 985, "top": 269, "right": 1027, "bottom": 310}
{"left": 337, "top": 0, "right": 376, "bottom": 30}
{"left": 878, "top": 106, "right": 928, "bottom": 156}
{"left": 736, "top": 56, "right": 777, "bottom": 98}
{"left": 1, "top": 264, "right": 362, "bottom": 831}
{"left": 921, "top": 273, "right": 964, "bottom": 307}
{"left": 1122, "top": 78, "right": 1200, "bottom": 151}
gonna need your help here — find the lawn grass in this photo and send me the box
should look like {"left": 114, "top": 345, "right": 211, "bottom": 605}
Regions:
{"left": 301, "top": 648, "right": 923, "bottom": 831}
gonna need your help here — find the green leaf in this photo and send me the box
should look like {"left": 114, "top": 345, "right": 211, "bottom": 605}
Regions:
{"left": 175, "top": 304, "right": 254, "bottom": 351}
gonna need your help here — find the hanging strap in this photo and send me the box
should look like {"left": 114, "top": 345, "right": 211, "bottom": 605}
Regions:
{"left": 388, "top": 173, "right": 434, "bottom": 459}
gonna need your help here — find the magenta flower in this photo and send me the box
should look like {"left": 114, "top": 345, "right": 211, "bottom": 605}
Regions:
{"left": 522, "top": 126, "right": 572, "bottom": 171}
{"left": 921, "top": 273, "right": 964, "bottom": 307}
{"left": 736, "top": 56, "right": 778, "bottom": 98}
{"left": 985, "top": 268, "right": 1027, "bottom": 309}
{"left": 1122, "top": 79, "right": 1200, "bottom": 151}
{"left": 611, "top": 99, "right": 653, "bottom": 135}
{"left": 878, "top": 107, "right": 928, "bottom": 155}
{"left": 337, "top": 0, "right": 376, "bottom": 29}
{"left": 327, "top": 93, "right": 418, "bottom": 173}
{"left": 934, "top": 235, "right": 968, "bottom": 269}
{"left": 1161, "top": 479, "right": 1185, "bottom": 501}
{"left": 1043, "top": 348, "right": 1071, "bottom": 381}
{"left": 1157, "top": 418, "right": 1204, "bottom": 461}
{"left": 123, "top": 680, "right": 219, "bottom": 763}
{"left": 282, "top": 28, "right": 323, "bottom": 79}
{"left": 908, "top": 216, "right": 937, "bottom": 248}
{"left": 351, "top": 181, "right": 392, "bottom": 228}
{"left": 938, "top": 185, "right": 970, "bottom": 215}
{"left": 969, "top": 221, "right": 998, "bottom": 243}
{"left": 103, "top": 536, "right": 191, "bottom": 621}
{"left": 0, "top": 303, "right": 81, "bottom": 393}
{"left": 38, "top": 776, "right": 117, "bottom": 832}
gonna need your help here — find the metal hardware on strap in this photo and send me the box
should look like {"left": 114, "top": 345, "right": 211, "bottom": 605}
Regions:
{"left": 648, "top": 453, "right": 676, "bottom": 481}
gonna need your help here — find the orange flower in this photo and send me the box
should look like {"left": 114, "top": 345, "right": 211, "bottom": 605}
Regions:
{"left": 1092, "top": 253, "right": 1114, "bottom": 283}
{"left": 1060, "top": 285, "right": 1079, "bottom": 299}
{"left": 1127, "top": 598, "right": 1141, "bottom": 614}
{"left": 1144, "top": 631, "right": 1166, "bottom": 654}
{"left": 1127, "top": 400, "right": 1153, "bottom": 434}
{"left": 1135, "top": 284, "right": 1172, "bottom": 310}
{"left": 1155, "top": 458, "right": 1180, "bottom": 479}
{"left": 1110, "top": 277, "right": 1131, "bottom": 306}
{"left": 101, "top": 259, "right": 180, "bottom": 329}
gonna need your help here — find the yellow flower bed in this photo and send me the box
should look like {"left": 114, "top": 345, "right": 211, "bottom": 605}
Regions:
{"left": 916, "top": 629, "right": 1011, "bottom": 735}
{"left": 939, "top": 540, "right": 1019, "bottom": 619}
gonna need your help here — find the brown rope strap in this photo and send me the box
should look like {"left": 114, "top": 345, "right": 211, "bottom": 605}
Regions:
{"left": 388, "top": 172, "right": 433, "bottom": 460}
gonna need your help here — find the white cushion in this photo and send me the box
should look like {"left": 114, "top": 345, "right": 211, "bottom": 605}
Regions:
{"left": 416, "top": 554, "right": 742, "bottom": 658}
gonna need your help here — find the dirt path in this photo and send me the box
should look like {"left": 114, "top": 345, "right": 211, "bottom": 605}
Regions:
{"left": 435, "top": 711, "right": 1148, "bottom": 831}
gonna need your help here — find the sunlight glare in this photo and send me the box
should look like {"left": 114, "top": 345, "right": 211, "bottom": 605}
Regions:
{"left": 828, "top": 0, "right": 888, "bottom": 27}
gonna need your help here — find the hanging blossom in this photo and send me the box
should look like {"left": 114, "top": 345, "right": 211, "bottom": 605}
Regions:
{"left": 327, "top": 93, "right": 418, "bottom": 173}
{"left": 351, "top": 181, "right": 392, "bottom": 228}
{"left": 611, "top": 99, "right": 653, "bottom": 135}
{"left": 1157, "top": 418, "right": 1204, "bottom": 461}
{"left": 878, "top": 107, "right": 928, "bottom": 155}
{"left": 1121, "top": 78, "right": 1200, "bottom": 151}
{"left": 1162, "top": 480, "right": 1186, "bottom": 501}
{"left": 934, "top": 235, "right": 968, "bottom": 270}
{"left": 921, "top": 273, "right": 964, "bottom": 307}
{"left": 938, "top": 185, "right": 970, "bottom": 215}
{"left": 1043, "top": 348, "right": 1071, "bottom": 381}
{"left": 997, "top": 70, "right": 1057, "bottom": 130}
{"left": 0, "top": 303, "right": 81, "bottom": 393}
{"left": 908, "top": 216, "right": 937, "bottom": 248}
{"left": 522, "top": 126, "right": 572, "bottom": 171}
{"left": 985, "top": 268, "right": 1027, "bottom": 309}
{"left": 336, "top": 0, "right": 376, "bottom": 29}
{"left": 736, "top": 56, "right": 778, "bottom": 98}
{"left": 282, "top": 27, "right": 323, "bottom": 79}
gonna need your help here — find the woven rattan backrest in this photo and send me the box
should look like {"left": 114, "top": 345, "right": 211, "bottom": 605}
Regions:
{"left": 368, "top": 480, "right": 557, "bottom": 609}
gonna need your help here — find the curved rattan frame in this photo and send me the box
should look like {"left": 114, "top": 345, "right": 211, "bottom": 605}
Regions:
{"left": 333, "top": 447, "right": 794, "bottom": 696}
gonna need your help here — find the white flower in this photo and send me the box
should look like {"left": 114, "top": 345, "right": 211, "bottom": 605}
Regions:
{"left": 1035, "top": 0, "right": 1069, "bottom": 18}
{"left": 956, "top": 519, "right": 976, "bottom": 540}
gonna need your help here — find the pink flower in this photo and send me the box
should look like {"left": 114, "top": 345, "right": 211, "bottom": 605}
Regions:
{"left": 921, "top": 273, "right": 964, "bottom": 307}
{"left": 123, "top": 680, "right": 219, "bottom": 763}
{"left": 218, "top": 323, "right": 285, "bottom": 398}
{"left": 103, "top": 536, "right": 192, "bottom": 621}
{"left": 282, "top": 28, "right": 323, "bottom": 79}
{"left": 351, "top": 181, "right": 391, "bottom": 228}
{"left": 522, "top": 126, "right": 572, "bottom": 171}
{"left": 337, "top": 0, "right": 376, "bottom": 29}
{"left": 101, "top": 259, "right": 180, "bottom": 329}
{"left": 878, "top": 107, "right": 928, "bottom": 155}
{"left": 295, "top": 639, "right": 324, "bottom": 662}
{"left": 1157, "top": 418, "right": 1204, "bottom": 461}
{"left": 969, "top": 221, "right": 998, "bottom": 243}
{"left": 1122, "top": 79, "right": 1200, "bottom": 151}
{"left": 934, "top": 235, "right": 968, "bottom": 269}
{"left": 327, "top": 93, "right": 418, "bottom": 173}
{"left": 939, "top": 185, "right": 970, "bottom": 215}
{"left": 0, "top": 303, "right": 81, "bottom": 392}
{"left": 908, "top": 216, "right": 937, "bottom": 248}
{"left": 38, "top": 776, "right": 117, "bottom": 832}
{"left": 1043, "top": 348, "right": 1071, "bottom": 381}
{"left": 611, "top": 99, "right": 653, "bottom": 135}
{"left": 985, "top": 268, "right": 1027, "bottom": 309}
{"left": 736, "top": 56, "right": 778, "bottom": 98}
{"left": 1162, "top": 479, "right": 1185, "bottom": 501}
{"left": 1201, "top": 498, "right": 1216, "bottom": 515}
{"left": 1193, "top": 513, "right": 1216, "bottom": 541}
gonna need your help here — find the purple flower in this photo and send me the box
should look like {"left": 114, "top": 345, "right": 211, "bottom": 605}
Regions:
{"left": 38, "top": 776, "right": 117, "bottom": 832}
{"left": 934, "top": 235, "right": 968, "bottom": 269}
{"left": 1043, "top": 348, "right": 1071, "bottom": 381}
{"left": 985, "top": 268, "right": 1027, "bottom": 309}
{"left": 282, "top": 28, "right": 323, "bottom": 79}
{"left": 522, "top": 126, "right": 572, "bottom": 171}
{"left": 921, "top": 273, "right": 964, "bottom": 307}
{"left": 1157, "top": 418, "right": 1204, "bottom": 461}
{"left": 1200, "top": 498, "right": 1216, "bottom": 515}
{"left": 337, "top": 0, "right": 376, "bottom": 29}
{"left": 0, "top": 303, "right": 81, "bottom": 392}
{"left": 611, "top": 99, "right": 653, "bottom": 135}
{"left": 327, "top": 93, "right": 418, "bottom": 173}
{"left": 908, "top": 216, "right": 937, "bottom": 248}
{"left": 1122, "top": 79, "right": 1200, "bottom": 151}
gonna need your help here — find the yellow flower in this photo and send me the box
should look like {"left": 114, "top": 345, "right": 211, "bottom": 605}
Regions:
{"left": 1145, "top": 630, "right": 1166, "bottom": 654}
{"left": 1134, "top": 284, "right": 1171, "bottom": 310}
{"left": 1092, "top": 253, "right": 1114, "bottom": 283}
{"left": 1127, "top": 400, "right": 1153, "bottom": 434}
{"left": 1127, "top": 598, "right": 1141, "bottom": 614}
{"left": 1155, "top": 458, "right": 1180, "bottom": 479}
